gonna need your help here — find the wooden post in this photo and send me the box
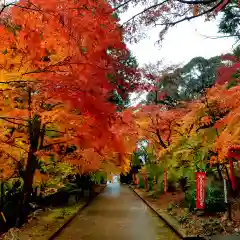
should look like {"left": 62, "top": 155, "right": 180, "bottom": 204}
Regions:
{"left": 132, "top": 173, "right": 136, "bottom": 184}
{"left": 224, "top": 178, "right": 232, "bottom": 221}
{"left": 1, "top": 212, "right": 6, "bottom": 223}
{"left": 145, "top": 175, "right": 148, "bottom": 190}
{"left": 143, "top": 173, "right": 147, "bottom": 189}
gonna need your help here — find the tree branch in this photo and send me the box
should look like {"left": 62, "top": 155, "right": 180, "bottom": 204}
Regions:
{"left": 196, "top": 122, "right": 214, "bottom": 132}
{"left": 123, "top": 0, "right": 169, "bottom": 25}
{"left": 44, "top": 129, "right": 65, "bottom": 134}
{"left": 199, "top": 34, "right": 240, "bottom": 40}
{"left": 114, "top": 0, "right": 133, "bottom": 10}
{"left": 42, "top": 140, "right": 69, "bottom": 149}
{"left": 0, "top": 116, "right": 28, "bottom": 126}
{"left": 0, "top": 80, "right": 38, "bottom": 84}
{"left": 0, "top": 116, "right": 27, "bottom": 121}
{"left": 4, "top": 151, "right": 19, "bottom": 163}
{"left": 0, "top": 4, "right": 7, "bottom": 15}
{"left": 156, "top": 128, "right": 168, "bottom": 148}
{"left": 158, "top": 0, "right": 227, "bottom": 27}
{"left": 0, "top": 1, "right": 42, "bottom": 16}
{"left": 1, "top": 140, "right": 28, "bottom": 152}
{"left": 176, "top": 0, "right": 217, "bottom": 4}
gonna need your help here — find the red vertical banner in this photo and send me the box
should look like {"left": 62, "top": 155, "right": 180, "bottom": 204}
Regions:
{"left": 196, "top": 172, "right": 206, "bottom": 209}
{"left": 164, "top": 169, "right": 167, "bottom": 193}
{"left": 229, "top": 159, "right": 237, "bottom": 191}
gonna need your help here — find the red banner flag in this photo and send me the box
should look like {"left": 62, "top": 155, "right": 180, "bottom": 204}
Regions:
{"left": 196, "top": 172, "right": 206, "bottom": 209}
{"left": 164, "top": 169, "right": 167, "bottom": 193}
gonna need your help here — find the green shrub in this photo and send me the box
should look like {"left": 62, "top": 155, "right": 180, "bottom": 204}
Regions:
{"left": 157, "top": 178, "right": 164, "bottom": 194}
{"left": 184, "top": 187, "right": 196, "bottom": 212}
{"left": 184, "top": 180, "right": 224, "bottom": 213}
{"left": 167, "top": 203, "right": 175, "bottom": 211}
{"left": 148, "top": 178, "right": 154, "bottom": 191}
{"left": 179, "top": 213, "right": 189, "bottom": 224}
{"left": 138, "top": 175, "right": 145, "bottom": 188}
{"left": 90, "top": 172, "right": 106, "bottom": 184}
{"left": 206, "top": 183, "right": 223, "bottom": 205}
{"left": 166, "top": 168, "right": 180, "bottom": 192}
{"left": 205, "top": 183, "right": 225, "bottom": 213}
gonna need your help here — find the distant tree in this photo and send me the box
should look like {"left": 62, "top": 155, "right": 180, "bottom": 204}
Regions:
{"left": 219, "top": 0, "right": 240, "bottom": 40}
{"left": 145, "top": 55, "right": 225, "bottom": 106}
{"left": 108, "top": 52, "right": 139, "bottom": 110}
{"left": 178, "top": 56, "right": 223, "bottom": 100}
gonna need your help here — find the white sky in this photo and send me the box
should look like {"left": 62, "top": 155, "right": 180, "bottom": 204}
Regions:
{"left": 120, "top": 12, "right": 237, "bottom": 67}
{"left": 119, "top": 10, "right": 237, "bottom": 105}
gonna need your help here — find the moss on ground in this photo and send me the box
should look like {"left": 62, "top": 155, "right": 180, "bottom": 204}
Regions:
{"left": 0, "top": 202, "right": 85, "bottom": 240}
{"left": 0, "top": 185, "right": 105, "bottom": 240}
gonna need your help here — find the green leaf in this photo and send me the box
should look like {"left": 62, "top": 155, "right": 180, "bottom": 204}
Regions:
{"left": 227, "top": 80, "right": 238, "bottom": 89}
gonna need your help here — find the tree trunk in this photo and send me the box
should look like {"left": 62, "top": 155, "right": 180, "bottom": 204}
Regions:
{"left": 216, "top": 163, "right": 223, "bottom": 181}
{"left": 16, "top": 115, "right": 41, "bottom": 226}
{"left": 0, "top": 181, "right": 4, "bottom": 210}
{"left": 229, "top": 159, "right": 236, "bottom": 191}
{"left": 225, "top": 165, "right": 235, "bottom": 196}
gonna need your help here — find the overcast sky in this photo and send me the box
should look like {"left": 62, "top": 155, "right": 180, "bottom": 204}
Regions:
{"left": 120, "top": 11, "right": 237, "bottom": 67}
{"left": 119, "top": 10, "right": 237, "bottom": 105}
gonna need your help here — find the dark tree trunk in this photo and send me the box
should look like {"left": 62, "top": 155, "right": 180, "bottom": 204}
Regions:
{"left": 216, "top": 163, "right": 223, "bottom": 181}
{"left": 225, "top": 165, "right": 235, "bottom": 196}
{"left": 16, "top": 115, "right": 41, "bottom": 226}
{"left": 0, "top": 181, "right": 4, "bottom": 210}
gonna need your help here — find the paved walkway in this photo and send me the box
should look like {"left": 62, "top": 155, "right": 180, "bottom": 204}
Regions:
{"left": 55, "top": 183, "right": 180, "bottom": 240}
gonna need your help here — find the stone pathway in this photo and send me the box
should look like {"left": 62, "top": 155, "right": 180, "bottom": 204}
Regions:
{"left": 55, "top": 183, "right": 180, "bottom": 240}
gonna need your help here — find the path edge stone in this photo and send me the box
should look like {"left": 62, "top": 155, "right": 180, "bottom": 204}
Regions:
{"left": 48, "top": 184, "right": 106, "bottom": 240}
{"left": 129, "top": 185, "right": 207, "bottom": 240}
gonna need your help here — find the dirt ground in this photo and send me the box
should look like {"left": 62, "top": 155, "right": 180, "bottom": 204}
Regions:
{"left": 134, "top": 188, "right": 240, "bottom": 237}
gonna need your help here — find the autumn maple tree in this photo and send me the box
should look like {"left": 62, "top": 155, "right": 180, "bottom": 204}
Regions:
{"left": 135, "top": 105, "right": 184, "bottom": 151}
{"left": 0, "top": 0, "right": 143, "bottom": 225}
{"left": 113, "top": 37, "right": 240, "bottom": 209}
{"left": 0, "top": 0, "right": 239, "bottom": 230}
